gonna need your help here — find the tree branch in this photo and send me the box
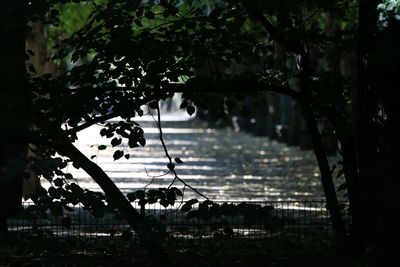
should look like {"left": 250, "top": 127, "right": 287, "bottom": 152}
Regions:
{"left": 54, "top": 139, "right": 142, "bottom": 224}
{"left": 154, "top": 105, "right": 209, "bottom": 200}
{"left": 65, "top": 91, "right": 164, "bottom": 135}
{"left": 240, "top": 1, "right": 304, "bottom": 55}
{"left": 67, "top": 113, "right": 117, "bottom": 134}
{"left": 90, "top": 79, "right": 302, "bottom": 100}
{"left": 54, "top": 138, "right": 172, "bottom": 266}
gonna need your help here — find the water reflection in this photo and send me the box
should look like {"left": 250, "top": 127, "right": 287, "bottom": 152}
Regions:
{"left": 58, "top": 120, "right": 341, "bottom": 202}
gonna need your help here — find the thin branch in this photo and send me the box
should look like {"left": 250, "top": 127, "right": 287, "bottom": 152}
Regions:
{"left": 68, "top": 112, "right": 117, "bottom": 134}
{"left": 67, "top": 79, "right": 301, "bottom": 100}
{"left": 143, "top": 168, "right": 171, "bottom": 190}
{"left": 154, "top": 104, "right": 209, "bottom": 200}
{"left": 65, "top": 92, "right": 162, "bottom": 135}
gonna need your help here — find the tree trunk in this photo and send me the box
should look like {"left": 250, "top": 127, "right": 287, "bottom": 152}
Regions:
{"left": 301, "top": 105, "right": 348, "bottom": 246}
{"left": 55, "top": 140, "right": 172, "bottom": 267}
{"left": 354, "top": 0, "right": 381, "bottom": 262}
{"left": 0, "top": 1, "right": 30, "bottom": 233}
{"left": 298, "top": 55, "right": 347, "bottom": 248}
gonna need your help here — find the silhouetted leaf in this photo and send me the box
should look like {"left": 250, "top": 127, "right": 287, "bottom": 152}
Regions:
{"left": 181, "top": 199, "right": 198, "bottom": 212}
{"left": 186, "top": 106, "right": 195, "bottom": 116}
{"left": 174, "top": 157, "right": 183, "bottom": 164}
{"left": 139, "top": 138, "right": 146, "bottom": 146}
{"left": 111, "top": 137, "right": 122, "bottom": 147}
{"left": 113, "top": 150, "right": 124, "bottom": 160}
{"left": 53, "top": 178, "right": 63, "bottom": 187}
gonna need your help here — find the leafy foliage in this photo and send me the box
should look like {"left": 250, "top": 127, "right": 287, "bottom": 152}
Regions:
{"left": 181, "top": 200, "right": 296, "bottom": 237}
{"left": 14, "top": 0, "right": 400, "bottom": 261}
{"left": 127, "top": 187, "right": 183, "bottom": 208}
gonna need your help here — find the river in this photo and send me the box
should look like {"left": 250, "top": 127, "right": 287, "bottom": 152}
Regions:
{"left": 61, "top": 114, "right": 343, "bottom": 202}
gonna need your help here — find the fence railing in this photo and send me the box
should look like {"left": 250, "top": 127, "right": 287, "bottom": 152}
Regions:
{"left": 7, "top": 201, "right": 350, "bottom": 240}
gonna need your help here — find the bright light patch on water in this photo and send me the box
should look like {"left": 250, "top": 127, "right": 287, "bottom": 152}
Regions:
{"left": 59, "top": 120, "right": 345, "bottom": 202}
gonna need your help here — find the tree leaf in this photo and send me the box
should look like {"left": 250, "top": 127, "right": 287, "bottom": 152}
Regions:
{"left": 139, "top": 138, "right": 146, "bottom": 147}
{"left": 111, "top": 137, "right": 122, "bottom": 147}
{"left": 53, "top": 178, "right": 63, "bottom": 187}
{"left": 186, "top": 106, "right": 195, "bottom": 116}
{"left": 181, "top": 199, "right": 198, "bottom": 212}
{"left": 126, "top": 192, "right": 136, "bottom": 202}
{"left": 113, "top": 150, "right": 124, "bottom": 161}
{"left": 174, "top": 157, "right": 183, "bottom": 164}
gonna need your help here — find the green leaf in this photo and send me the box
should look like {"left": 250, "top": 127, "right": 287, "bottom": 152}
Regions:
{"left": 65, "top": 173, "right": 73, "bottom": 180}
{"left": 113, "top": 150, "right": 124, "bottom": 161}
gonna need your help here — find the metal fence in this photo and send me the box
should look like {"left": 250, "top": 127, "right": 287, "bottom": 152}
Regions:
{"left": 7, "top": 201, "right": 349, "bottom": 240}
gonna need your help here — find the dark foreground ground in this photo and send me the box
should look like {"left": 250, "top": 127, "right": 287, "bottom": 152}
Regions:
{"left": 0, "top": 233, "right": 365, "bottom": 267}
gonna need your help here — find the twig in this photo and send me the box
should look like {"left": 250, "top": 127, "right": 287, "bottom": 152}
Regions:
{"left": 143, "top": 168, "right": 171, "bottom": 190}
{"left": 154, "top": 103, "right": 209, "bottom": 200}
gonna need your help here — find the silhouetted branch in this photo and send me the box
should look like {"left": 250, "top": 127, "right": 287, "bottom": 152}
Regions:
{"left": 240, "top": 1, "right": 304, "bottom": 55}
{"left": 154, "top": 105, "right": 209, "bottom": 200}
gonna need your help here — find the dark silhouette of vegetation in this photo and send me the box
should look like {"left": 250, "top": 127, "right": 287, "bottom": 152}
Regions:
{"left": 1, "top": 0, "right": 400, "bottom": 266}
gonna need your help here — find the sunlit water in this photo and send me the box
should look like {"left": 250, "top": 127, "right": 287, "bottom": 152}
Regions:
{"left": 59, "top": 114, "right": 342, "bottom": 202}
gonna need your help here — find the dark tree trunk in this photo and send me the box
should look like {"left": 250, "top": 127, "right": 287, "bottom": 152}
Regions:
{"left": 301, "top": 104, "right": 347, "bottom": 246}
{"left": 241, "top": 1, "right": 347, "bottom": 247}
{"left": 0, "top": 1, "right": 29, "bottom": 232}
{"left": 298, "top": 55, "right": 347, "bottom": 248}
{"left": 354, "top": 0, "right": 381, "bottom": 262}
{"left": 55, "top": 140, "right": 172, "bottom": 267}
{"left": 287, "top": 100, "right": 301, "bottom": 146}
